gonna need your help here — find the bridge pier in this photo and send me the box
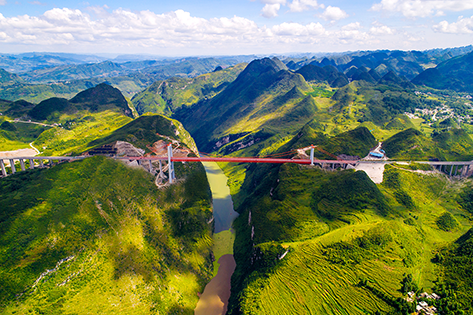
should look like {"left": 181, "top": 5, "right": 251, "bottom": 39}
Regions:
{"left": 39, "top": 159, "right": 44, "bottom": 168}
{"left": 29, "top": 159, "right": 34, "bottom": 169}
{"left": 0, "top": 160, "right": 6, "bottom": 177}
{"left": 20, "top": 159, "right": 25, "bottom": 171}
{"left": 9, "top": 159, "right": 16, "bottom": 174}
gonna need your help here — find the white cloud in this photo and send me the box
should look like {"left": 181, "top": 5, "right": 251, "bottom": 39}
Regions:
{"left": 371, "top": 0, "right": 473, "bottom": 18}
{"left": 0, "top": 8, "right": 385, "bottom": 53}
{"left": 319, "top": 6, "right": 349, "bottom": 21}
{"left": 271, "top": 21, "right": 325, "bottom": 36}
{"left": 433, "top": 16, "right": 473, "bottom": 33}
{"left": 370, "top": 23, "right": 394, "bottom": 35}
{"left": 288, "top": 0, "right": 322, "bottom": 12}
{"left": 261, "top": 3, "right": 281, "bottom": 18}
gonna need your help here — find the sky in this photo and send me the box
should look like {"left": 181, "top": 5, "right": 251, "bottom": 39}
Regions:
{"left": 0, "top": 0, "right": 472, "bottom": 56}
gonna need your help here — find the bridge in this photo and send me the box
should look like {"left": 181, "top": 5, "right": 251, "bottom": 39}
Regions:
{"left": 1, "top": 144, "right": 472, "bottom": 183}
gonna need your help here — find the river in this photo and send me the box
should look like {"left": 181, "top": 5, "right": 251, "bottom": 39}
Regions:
{"left": 194, "top": 162, "right": 239, "bottom": 315}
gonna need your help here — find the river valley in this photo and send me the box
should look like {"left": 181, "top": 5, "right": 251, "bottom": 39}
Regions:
{"left": 194, "top": 162, "right": 239, "bottom": 315}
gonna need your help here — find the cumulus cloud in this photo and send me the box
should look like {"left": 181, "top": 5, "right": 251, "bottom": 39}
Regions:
{"left": 370, "top": 22, "right": 394, "bottom": 35}
{"left": 319, "top": 6, "right": 349, "bottom": 21}
{"left": 371, "top": 0, "right": 473, "bottom": 18}
{"left": 288, "top": 0, "right": 323, "bottom": 12}
{"left": 433, "top": 16, "right": 473, "bottom": 33}
{"left": 257, "top": 0, "right": 322, "bottom": 17}
{"left": 261, "top": 4, "right": 281, "bottom": 18}
{"left": 0, "top": 8, "right": 377, "bottom": 53}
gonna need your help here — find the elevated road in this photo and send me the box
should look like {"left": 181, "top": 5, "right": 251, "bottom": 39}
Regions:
{"left": 1, "top": 153, "right": 472, "bottom": 179}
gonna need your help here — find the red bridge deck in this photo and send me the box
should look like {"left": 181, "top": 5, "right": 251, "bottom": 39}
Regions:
{"left": 123, "top": 156, "right": 358, "bottom": 165}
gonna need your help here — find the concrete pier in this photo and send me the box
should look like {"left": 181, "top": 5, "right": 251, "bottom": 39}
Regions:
{"left": 20, "top": 159, "right": 25, "bottom": 171}
{"left": 0, "top": 160, "right": 6, "bottom": 177}
{"left": 9, "top": 159, "right": 16, "bottom": 174}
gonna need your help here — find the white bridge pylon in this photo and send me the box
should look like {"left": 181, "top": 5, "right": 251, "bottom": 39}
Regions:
{"left": 167, "top": 143, "right": 176, "bottom": 184}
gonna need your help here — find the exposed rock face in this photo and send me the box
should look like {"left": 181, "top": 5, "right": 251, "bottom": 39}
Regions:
{"left": 114, "top": 141, "right": 145, "bottom": 157}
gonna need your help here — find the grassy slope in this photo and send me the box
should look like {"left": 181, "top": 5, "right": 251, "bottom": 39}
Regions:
{"left": 0, "top": 84, "right": 136, "bottom": 154}
{"left": 0, "top": 156, "right": 213, "bottom": 314}
{"left": 32, "top": 110, "right": 132, "bottom": 156}
{"left": 229, "top": 162, "right": 472, "bottom": 315}
{"left": 383, "top": 127, "right": 473, "bottom": 161}
{"left": 0, "top": 120, "right": 50, "bottom": 151}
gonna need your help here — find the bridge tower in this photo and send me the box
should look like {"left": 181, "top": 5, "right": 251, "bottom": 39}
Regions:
{"left": 167, "top": 144, "right": 176, "bottom": 184}
{"left": 310, "top": 145, "right": 315, "bottom": 166}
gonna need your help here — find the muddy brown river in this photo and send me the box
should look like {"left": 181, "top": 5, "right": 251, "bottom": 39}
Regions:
{"left": 194, "top": 162, "right": 239, "bottom": 315}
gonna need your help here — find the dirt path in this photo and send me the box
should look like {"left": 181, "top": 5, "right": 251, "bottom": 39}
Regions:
{"left": 29, "top": 142, "right": 41, "bottom": 155}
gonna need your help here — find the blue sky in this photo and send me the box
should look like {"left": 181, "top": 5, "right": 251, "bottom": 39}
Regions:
{"left": 0, "top": 0, "right": 472, "bottom": 55}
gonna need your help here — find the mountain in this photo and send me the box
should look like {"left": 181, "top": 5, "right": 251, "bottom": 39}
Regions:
{"left": 285, "top": 49, "right": 440, "bottom": 80}
{"left": 0, "top": 115, "right": 213, "bottom": 314}
{"left": 382, "top": 127, "right": 473, "bottom": 161}
{"left": 69, "top": 83, "right": 132, "bottom": 116}
{"left": 0, "top": 68, "right": 24, "bottom": 84}
{"left": 223, "top": 122, "right": 472, "bottom": 314}
{"left": 175, "top": 57, "right": 313, "bottom": 150}
{"left": 378, "top": 70, "right": 415, "bottom": 89}
{"left": 0, "top": 53, "right": 107, "bottom": 73}
{"left": 412, "top": 51, "right": 473, "bottom": 93}
{"left": 131, "top": 63, "right": 246, "bottom": 115}
{"left": 0, "top": 57, "right": 256, "bottom": 103}
{"left": 20, "top": 61, "right": 125, "bottom": 83}
{"left": 24, "top": 83, "right": 133, "bottom": 121}
{"left": 28, "top": 97, "right": 72, "bottom": 121}
{"left": 87, "top": 114, "right": 198, "bottom": 155}
{"left": 296, "top": 64, "right": 349, "bottom": 87}
{"left": 2, "top": 99, "right": 35, "bottom": 118}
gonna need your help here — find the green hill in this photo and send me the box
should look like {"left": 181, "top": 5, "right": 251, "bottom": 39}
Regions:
{"left": 0, "top": 112, "right": 213, "bottom": 314}
{"left": 0, "top": 155, "right": 213, "bottom": 314}
{"left": 296, "top": 64, "right": 349, "bottom": 87}
{"left": 412, "top": 51, "right": 473, "bottom": 93}
{"left": 20, "top": 60, "right": 124, "bottom": 83}
{"left": 0, "top": 68, "right": 23, "bottom": 84}
{"left": 227, "top": 148, "right": 472, "bottom": 314}
{"left": 69, "top": 83, "right": 132, "bottom": 116}
{"left": 174, "top": 57, "right": 312, "bottom": 150}
{"left": 378, "top": 71, "right": 415, "bottom": 89}
{"left": 382, "top": 128, "right": 435, "bottom": 160}
{"left": 29, "top": 97, "right": 72, "bottom": 121}
{"left": 383, "top": 127, "right": 473, "bottom": 161}
{"left": 434, "top": 225, "right": 473, "bottom": 314}
{"left": 3, "top": 99, "right": 36, "bottom": 118}
{"left": 131, "top": 63, "right": 246, "bottom": 115}
{"left": 384, "top": 115, "right": 415, "bottom": 130}
{"left": 87, "top": 114, "right": 198, "bottom": 155}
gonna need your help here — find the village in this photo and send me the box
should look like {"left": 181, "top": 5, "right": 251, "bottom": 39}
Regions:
{"left": 406, "top": 291, "right": 442, "bottom": 315}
